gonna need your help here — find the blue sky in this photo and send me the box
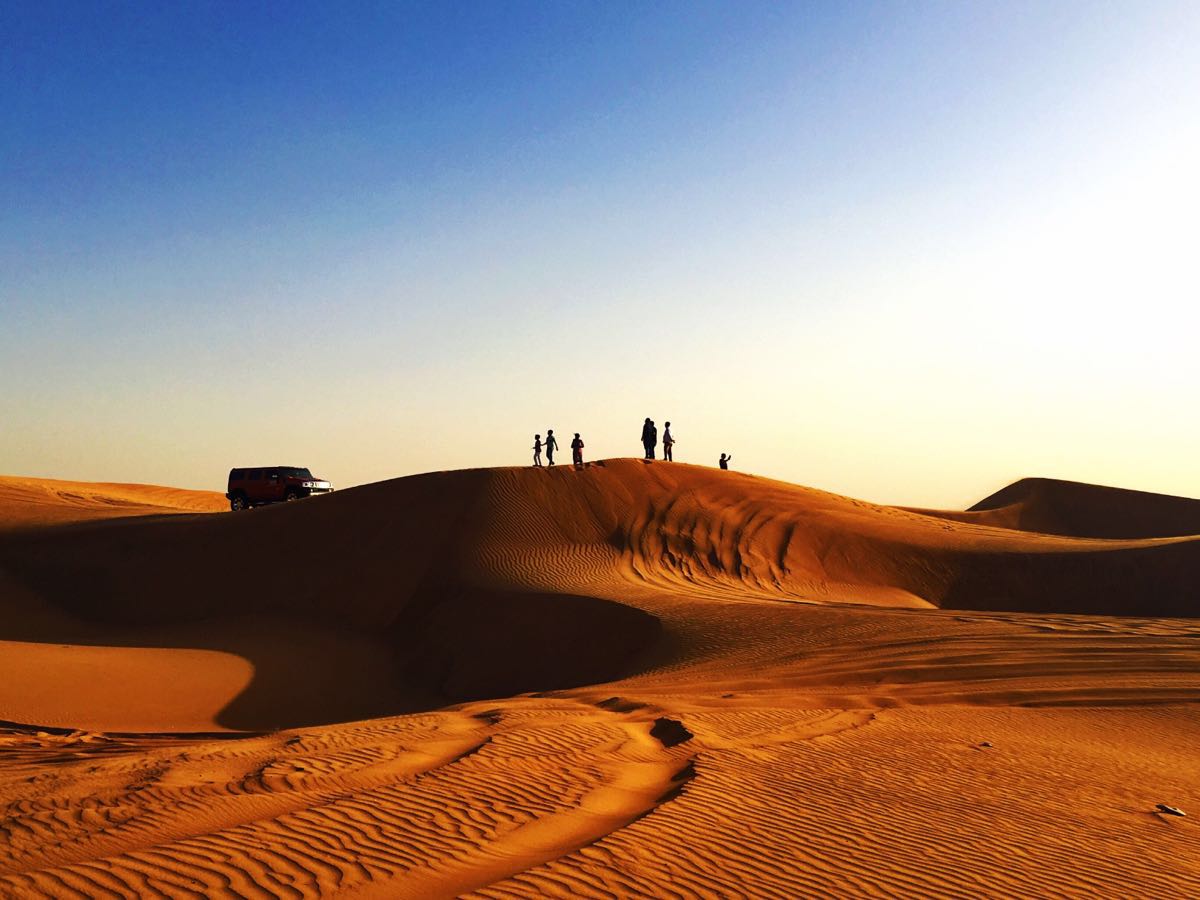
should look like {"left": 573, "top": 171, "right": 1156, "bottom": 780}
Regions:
{"left": 3, "top": 2, "right": 1198, "bottom": 505}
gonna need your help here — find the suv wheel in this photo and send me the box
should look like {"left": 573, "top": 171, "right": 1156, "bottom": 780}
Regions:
{"left": 230, "top": 494, "right": 248, "bottom": 512}
{"left": 284, "top": 489, "right": 301, "bottom": 502}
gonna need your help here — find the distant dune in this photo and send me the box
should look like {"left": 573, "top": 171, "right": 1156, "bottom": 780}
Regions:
{"left": 1, "top": 461, "right": 1198, "bottom": 897}
{"left": 0, "top": 474, "right": 226, "bottom": 531}
{"left": 915, "top": 476, "right": 1200, "bottom": 539}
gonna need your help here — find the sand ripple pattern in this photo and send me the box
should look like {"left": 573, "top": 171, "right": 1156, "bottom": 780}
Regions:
{"left": 474, "top": 707, "right": 1200, "bottom": 899}
{"left": 0, "top": 700, "right": 695, "bottom": 899}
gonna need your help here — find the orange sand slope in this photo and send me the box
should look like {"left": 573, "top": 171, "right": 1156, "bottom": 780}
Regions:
{"left": 1, "top": 461, "right": 1198, "bottom": 897}
{"left": 0, "top": 475, "right": 226, "bottom": 531}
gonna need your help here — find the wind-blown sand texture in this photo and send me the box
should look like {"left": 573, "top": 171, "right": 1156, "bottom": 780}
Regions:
{"left": 0, "top": 460, "right": 1197, "bottom": 897}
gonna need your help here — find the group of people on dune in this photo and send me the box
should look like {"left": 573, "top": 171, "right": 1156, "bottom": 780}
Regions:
{"left": 531, "top": 419, "right": 732, "bottom": 471}
{"left": 640, "top": 418, "right": 673, "bottom": 461}
{"left": 530, "top": 429, "right": 583, "bottom": 469}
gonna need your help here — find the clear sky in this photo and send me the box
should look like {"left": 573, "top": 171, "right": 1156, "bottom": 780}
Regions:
{"left": 3, "top": 1, "right": 1198, "bottom": 508}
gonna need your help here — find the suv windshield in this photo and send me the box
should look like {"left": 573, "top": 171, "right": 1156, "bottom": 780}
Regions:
{"left": 279, "top": 467, "right": 314, "bottom": 479}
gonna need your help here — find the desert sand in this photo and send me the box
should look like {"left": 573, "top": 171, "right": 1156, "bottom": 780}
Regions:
{"left": 0, "top": 461, "right": 1197, "bottom": 897}
{"left": 0, "top": 476, "right": 227, "bottom": 532}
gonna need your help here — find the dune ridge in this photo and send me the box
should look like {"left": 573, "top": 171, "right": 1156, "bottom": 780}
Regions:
{"left": 5, "top": 462, "right": 1197, "bottom": 625}
{"left": 917, "top": 475, "right": 1200, "bottom": 539}
{"left": 1, "top": 461, "right": 1198, "bottom": 897}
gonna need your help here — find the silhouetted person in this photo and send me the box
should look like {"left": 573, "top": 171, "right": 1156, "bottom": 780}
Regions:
{"left": 719, "top": 453, "right": 731, "bottom": 470}
{"left": 662, "top": 421, "right": 675, "bottom": 462}
{"left": 532, "top": 434, "right": 543, "bottom": 467}
{"left": 571, "top": 433, "right": 585, "bottom": 469}
{"left": 545, "top": 429, "right": 559, "bottom": 466}
{"left": 641, "top": 417, "right": 658, "bottom": 459}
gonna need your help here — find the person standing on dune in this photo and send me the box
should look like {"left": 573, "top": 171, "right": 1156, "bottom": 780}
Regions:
{"left": 662, "top": 422, "right": 675, "bottom": 461}
{"left": 641, "top": 418, "right": 658, "bottom": 459}
{"left": 719, "top": 453, "right": 731, "bottom": 470}
{"left": 545, "top": 429, "right": 559, "bottom": 466}
{"left": 532, "top": 434, "right": 543, "bottom": 467}
{"left": 571, "top": 433, "right": 585, "bottom": 469}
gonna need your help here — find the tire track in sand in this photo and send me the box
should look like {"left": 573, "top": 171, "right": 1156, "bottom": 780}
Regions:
{"left": 0, "top": 701, "right": 695, "bottom": 899}
{"left": 345, "top": 700, "right": 697, "bottom": 898}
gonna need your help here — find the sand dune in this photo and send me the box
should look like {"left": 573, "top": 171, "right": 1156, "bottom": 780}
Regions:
{"left": 1, "top": 461, "right": 1198, "bottom": 897}
{"left": 0, "top": 475, "right": 226, "bottom": 531}
{"left": 918, "top": 475, "right": 1200, "bottom": 538}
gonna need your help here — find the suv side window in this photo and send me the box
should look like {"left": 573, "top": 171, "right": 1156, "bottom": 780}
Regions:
{"left": 248, "top": 470, "right": 261, "bottom": 480}
{"left": 231, "top": 469, "right": 244, "bottom": 480}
